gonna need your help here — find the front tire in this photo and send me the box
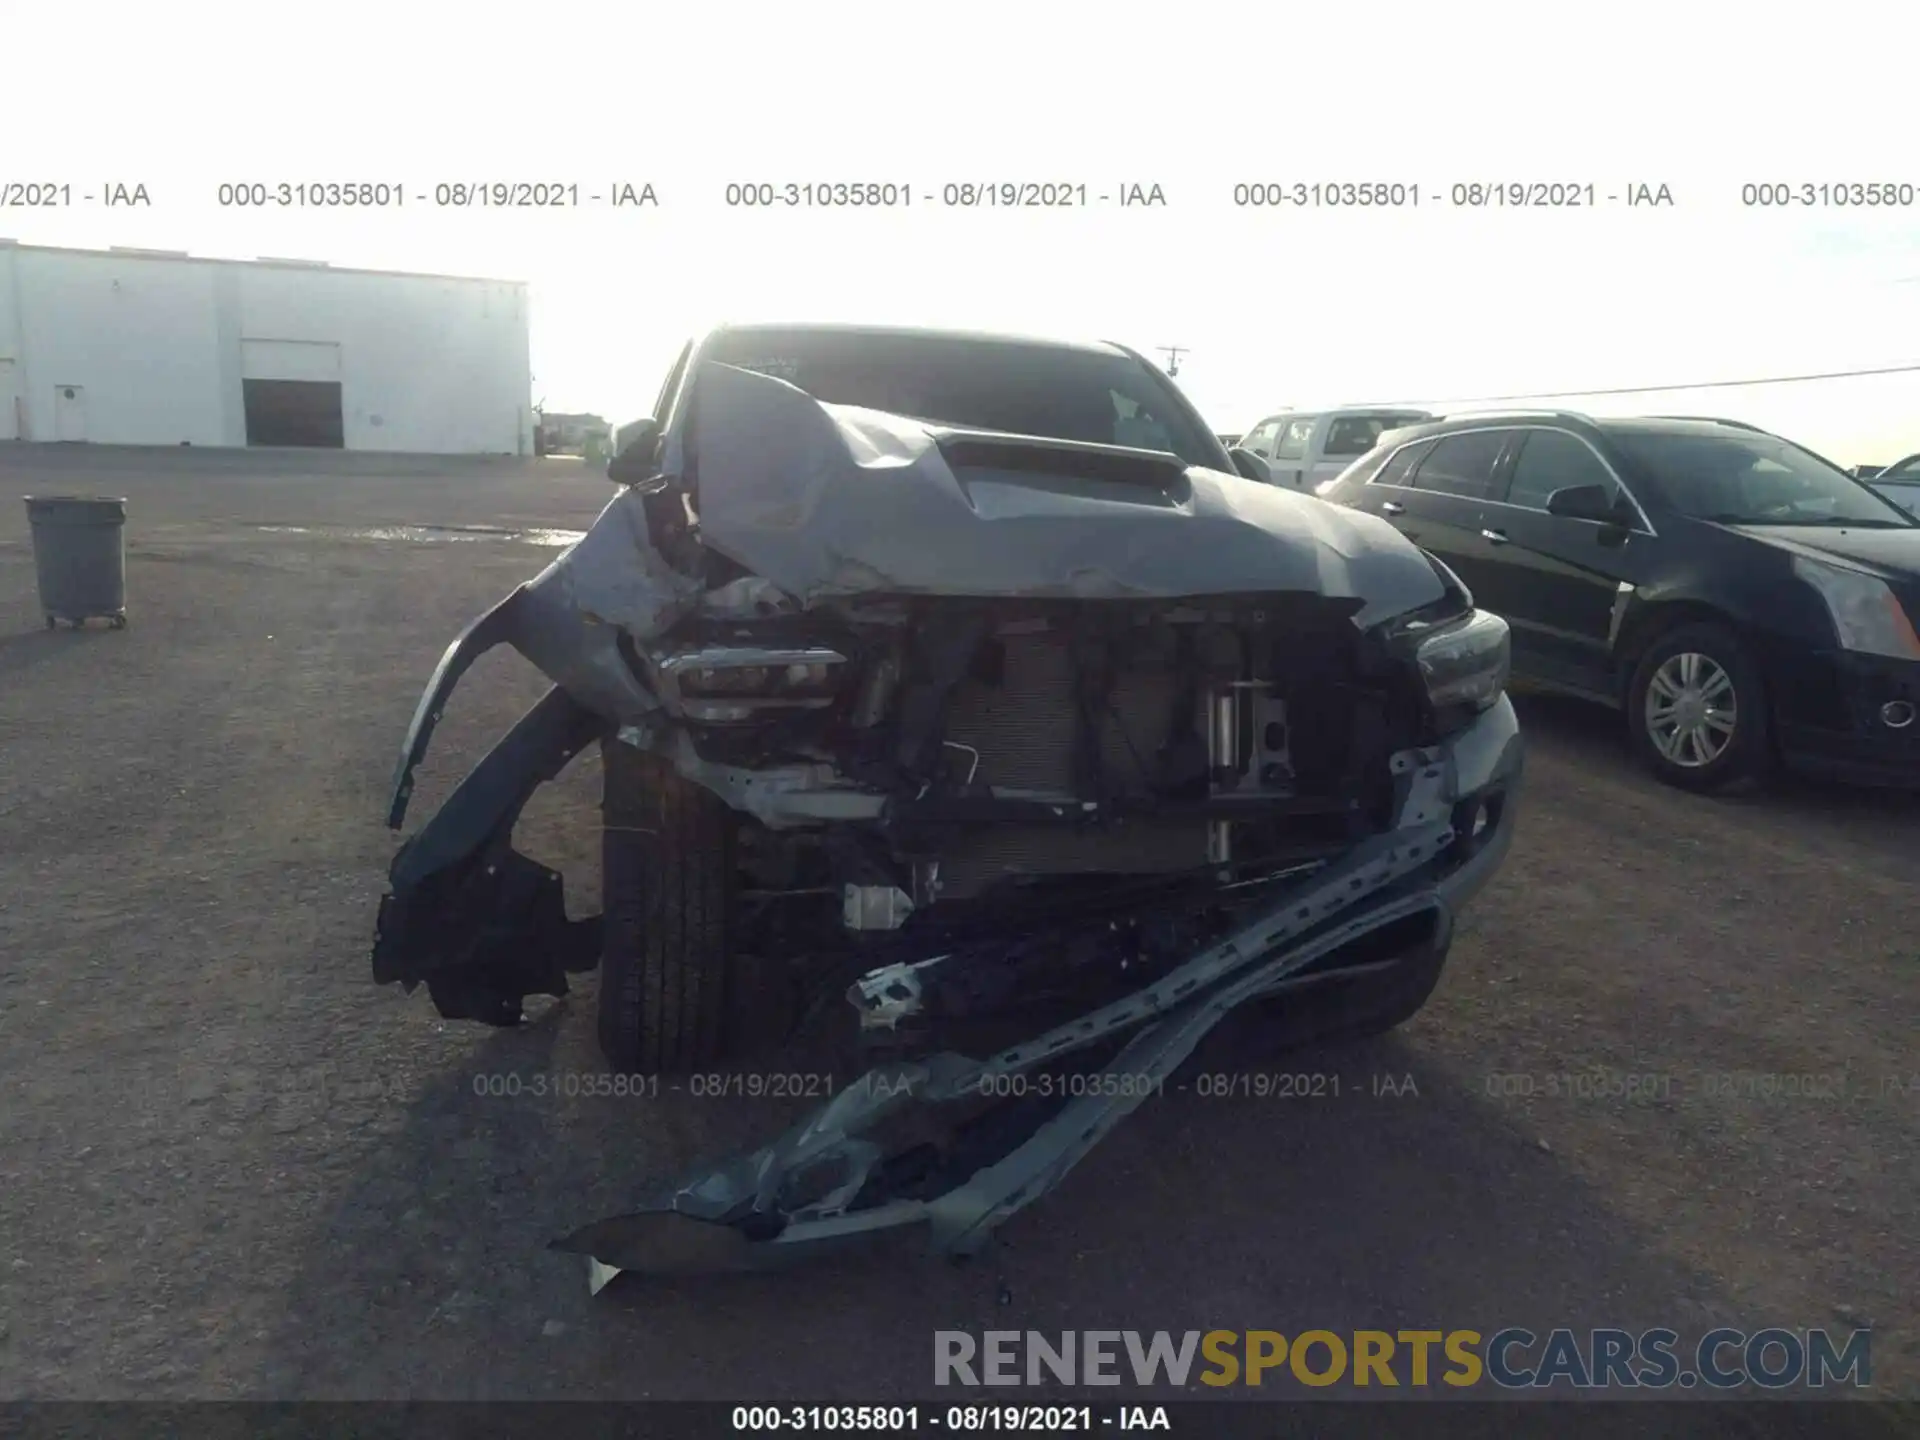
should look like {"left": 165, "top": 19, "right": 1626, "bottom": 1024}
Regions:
{"left": 1625, "top": 621, "right": 1771, "bottom": 792}
{"left": 598, "top": 739, "right": 737, "bottom": 1075}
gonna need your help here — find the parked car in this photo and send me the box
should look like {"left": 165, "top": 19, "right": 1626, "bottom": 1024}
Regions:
{"left": 372, "top": 322, "right": 1521, "bottom": 1278}
{"left": 1237, "top": 407, "right": 1435, "bottom": 490}
{"left": 1319, "top": 411, "right": 1920, "bottom": 791}
{"left": 1869, "top": 453, "right": 1920, "bottom": 517}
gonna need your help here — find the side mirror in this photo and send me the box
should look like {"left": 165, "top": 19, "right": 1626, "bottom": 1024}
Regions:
{"left": 606, "top": 417, "right": 661, "bottom": 484}
{"left": 1228, "top": 447, "right": 1273, "bottom": 484}
{"left": 1546, "top": 483, "right": 1623, "bottom": 524}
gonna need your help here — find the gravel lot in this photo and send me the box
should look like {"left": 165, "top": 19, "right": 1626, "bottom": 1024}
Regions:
{"left": 0, "top": 447, "right": 1915, "bottom": 1416}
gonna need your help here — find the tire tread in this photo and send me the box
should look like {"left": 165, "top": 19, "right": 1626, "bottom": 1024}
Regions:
{"left": 599, "top": 740, "right": 735, "bottom": 1074}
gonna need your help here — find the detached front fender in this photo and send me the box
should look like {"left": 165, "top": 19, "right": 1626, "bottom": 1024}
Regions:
{"left": 389, "top": 486, "right": 699, "bottom": 829}
{"left": 374, "top": 488, "right": 703, "bottom": 1025}
{"left": 387, "top": 588, "right": 533, "bottom": 830}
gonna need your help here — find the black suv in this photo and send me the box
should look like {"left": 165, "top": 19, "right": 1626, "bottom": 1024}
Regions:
{"left": 1319, "top": 412, "right": 1920, "bottom": 791}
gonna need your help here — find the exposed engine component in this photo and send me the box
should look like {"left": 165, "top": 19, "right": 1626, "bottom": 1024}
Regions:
{"left": 847, "top": 955, "right": 943, "bottom": 1032}
{"left": 842, "top": 884, "right": 915, "bottom": 931}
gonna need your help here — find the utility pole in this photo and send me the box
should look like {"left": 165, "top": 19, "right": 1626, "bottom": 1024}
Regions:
{"left": 1158, "top": 346, "right": 1186, "bottom": 376}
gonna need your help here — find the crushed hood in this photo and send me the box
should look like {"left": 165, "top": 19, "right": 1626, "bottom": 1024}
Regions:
{"left": 687, "top": 362, "right": 1446, "bottom": 626}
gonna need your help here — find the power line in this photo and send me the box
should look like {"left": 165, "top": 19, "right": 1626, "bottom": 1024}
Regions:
{"left": 1399, "top": 361, "right": 1920, "bottom": 408}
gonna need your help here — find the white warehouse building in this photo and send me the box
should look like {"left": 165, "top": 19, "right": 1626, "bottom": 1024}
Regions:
{"left": 0, "top": 241, "right": 533, "bottom": 454}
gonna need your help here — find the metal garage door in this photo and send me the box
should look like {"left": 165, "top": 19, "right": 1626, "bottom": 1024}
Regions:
{"left": 241, "top": 340, "right": 344, "bottom": 448}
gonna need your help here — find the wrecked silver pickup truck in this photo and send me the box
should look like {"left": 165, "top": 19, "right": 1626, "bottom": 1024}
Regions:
{"left": 374, "top": 324, "right": 1522, "bottom": 1282}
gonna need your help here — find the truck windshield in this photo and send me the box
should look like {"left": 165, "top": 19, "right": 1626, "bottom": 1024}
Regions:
{"left": 1611, "top": 430, "right": 1916, "bottom": 528}
{"left": 701, "top": 329, "right": 1226, "bottom": 470}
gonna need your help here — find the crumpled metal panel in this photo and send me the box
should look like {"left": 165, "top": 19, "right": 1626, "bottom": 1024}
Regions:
{"left": 397, "top": 359, "right": 1448, "bottom": 779}
{"left": 506, "top": 486, "right": 704, "bottom": 725}
{"left": 383, "top": 487, "right": 706, "bottom": 829}
{"left": 688, "top": 361, "right": 1446, "bottom": 627}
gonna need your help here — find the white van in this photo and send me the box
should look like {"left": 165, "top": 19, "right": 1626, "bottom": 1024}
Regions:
{"left": 1237, "top": 407, "right": 1435, "bottom": 490}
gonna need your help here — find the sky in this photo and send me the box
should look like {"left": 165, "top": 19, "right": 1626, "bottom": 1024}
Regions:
{"left": 7, "top": 0, "right": 1919, "bottom": 465}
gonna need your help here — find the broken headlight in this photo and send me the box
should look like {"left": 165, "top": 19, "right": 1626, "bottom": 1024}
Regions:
{"left": 654, "top": 645, "right": 850, "bottom": 722}
{"left": 680, "top": 660, "right": 842, "bottom": 695}
{"left": 1413, "top": 609, "right": 1511, "bottom": 714}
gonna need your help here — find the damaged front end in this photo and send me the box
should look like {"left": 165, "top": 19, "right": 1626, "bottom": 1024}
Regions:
{"left": 552, "top": 718, "right": 1515, "bottom": 1284}
{"left": 372, "top": 352, "right": 1522, "bottom": 1279}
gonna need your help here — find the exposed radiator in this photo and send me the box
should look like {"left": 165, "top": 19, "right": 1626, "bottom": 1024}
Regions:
{"left": 935, "top": 626, "right": 1210, "bottom": 899}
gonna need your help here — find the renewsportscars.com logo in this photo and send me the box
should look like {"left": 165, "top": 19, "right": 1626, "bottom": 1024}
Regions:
{"left": 933, "top": 1328, "right": 1872, "bottom": 1390}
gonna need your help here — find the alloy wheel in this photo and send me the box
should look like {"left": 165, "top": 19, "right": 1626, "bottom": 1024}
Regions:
{"left": 1644, "top": 651, "right": 1738, "bottom": 768}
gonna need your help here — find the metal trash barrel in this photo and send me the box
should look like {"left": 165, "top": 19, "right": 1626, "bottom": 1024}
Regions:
{"left": 25, "top": 495, "right": 128, "bottom": 629}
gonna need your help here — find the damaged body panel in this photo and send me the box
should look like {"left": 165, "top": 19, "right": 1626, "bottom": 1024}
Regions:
{"left": 372, "top": 323, "right": 1523, "bottom": 1278}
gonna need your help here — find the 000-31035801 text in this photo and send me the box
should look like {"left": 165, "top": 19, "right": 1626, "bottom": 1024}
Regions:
{"left": 216, "top": 182, "right": 405, "bottom": 207}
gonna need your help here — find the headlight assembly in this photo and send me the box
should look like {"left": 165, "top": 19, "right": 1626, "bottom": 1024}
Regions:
{"left": 679, "top": 661, "right": 840, "bottom": 695}
{"left": 1413, "top": 609, "right": 1512, "bottom": 714}
{"left": 1792, "top": 556, "right": 1920, "bottom": 661}
{"left": 654, "top": 645, "right": 851, "bottom": 721}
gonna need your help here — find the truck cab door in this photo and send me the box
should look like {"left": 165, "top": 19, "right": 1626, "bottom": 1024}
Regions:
{"left": 1270, "top": 416, "right": 1318, "bottom": 489}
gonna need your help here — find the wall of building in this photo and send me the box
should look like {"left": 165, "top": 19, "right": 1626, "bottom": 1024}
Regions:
{"left": 0, "top": 252, "right": 18, "bottom": 439}
{"left": 2, "top": 247, "right": 228, "bottom": 445}
{"left": 0, "top": 244, "right": 532, "bottom": 454}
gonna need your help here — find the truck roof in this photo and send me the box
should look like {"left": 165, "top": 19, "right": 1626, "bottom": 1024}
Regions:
{"left": 709, "top": 321, "right": 1131, "bottom": 359}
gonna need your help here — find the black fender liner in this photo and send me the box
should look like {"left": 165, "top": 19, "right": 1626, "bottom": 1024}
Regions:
{"left": 373, "top": 675, "right": 609, "bottom": 1026}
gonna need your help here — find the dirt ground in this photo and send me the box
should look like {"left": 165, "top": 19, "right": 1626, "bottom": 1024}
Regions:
{"left": 0, "top": 446, "right": 1915, "bottom": 1414}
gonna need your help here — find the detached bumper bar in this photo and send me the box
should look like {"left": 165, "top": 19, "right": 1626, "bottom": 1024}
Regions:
{"left": 553, "top": 703, "right": 1522, "bottom": 1285}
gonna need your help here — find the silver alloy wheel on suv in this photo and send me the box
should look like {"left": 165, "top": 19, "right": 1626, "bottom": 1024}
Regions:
{"left": 1626, "top": 621, "right": 1772, "bottom": 791}
{"left": 1643, "top": 651, "right": 1738, "bottom": 767}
